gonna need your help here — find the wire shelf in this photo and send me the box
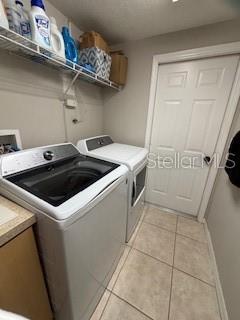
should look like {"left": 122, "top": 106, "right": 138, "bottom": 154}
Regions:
{"left": 0, "top": 26, "right": 121, "bottom": 91}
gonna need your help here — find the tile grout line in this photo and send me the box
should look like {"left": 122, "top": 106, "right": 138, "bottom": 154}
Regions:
{"left": 167, "top": 215, "right": 178, "bottom": 320}
{"left": 131, "top": 246, "right": 173, "bottom": 268}
{"left": 127, "top": 222, "right": 142, "bottom": 248}
{"left": 107, "top": 245, "right": 133, "bottom": 293}
{"left": 131, "top": 208, "right": 216, "bottom": 288}
{"left": 144, "top": 218, "right": 208, "bottom": 245}
{"left": 98, "top": 290, "right": 112, "bottom": 320}
{"left": 146, "top": 203, "right": 197, "bottom": 221}
{"left": 176, "top": 231, "right": 208, "bottom": 245}
{"left": 101, "top": 206, "right": 216, "bottom": 319}
{"left": 97, "top": 206, "right": 149, "bottom": 320}
{"left": 132, "top": 245, "right": 216, "bottom": 288}
{"left": 136, "top": 214, "right": 213, "bottom": 284}
{"left": 107, "top": 206, "right": 148, "bottom": 293}
{"left": 111, "top": 291, "right": 154, "bottom": 320}
{"left": 99, "top": 208, "right": 149, "bottom": 319}
{"left": 173, "top": 267, "right": 216, "bottom": 288}
{"left": 143, "top": 220, "right": 177, "bottom": 234}
{"left": 126, "top": 206, "right": 148, "bottom": 248}
{"left": 98, "top": 242, "right": 135, "bottom": 320}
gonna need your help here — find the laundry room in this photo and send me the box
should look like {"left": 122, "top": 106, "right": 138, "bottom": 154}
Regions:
{"left": 0, "top": 0, "right": 240, "bottom": 320}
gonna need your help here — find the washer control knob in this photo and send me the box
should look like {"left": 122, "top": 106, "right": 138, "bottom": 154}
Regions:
{"left": 43, "top": 151, "right": 54, "bottom": 161}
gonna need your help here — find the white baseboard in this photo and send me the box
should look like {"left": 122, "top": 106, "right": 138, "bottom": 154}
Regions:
{"left": 204, "top": 220, "right": 229, "bottom": 320}
{"left": 145, "top": 201, "right": 195, "bottom": 220}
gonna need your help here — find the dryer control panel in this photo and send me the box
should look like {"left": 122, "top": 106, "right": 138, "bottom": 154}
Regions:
{"left": 86, "top": 136, "right": 113, "bottom": 151}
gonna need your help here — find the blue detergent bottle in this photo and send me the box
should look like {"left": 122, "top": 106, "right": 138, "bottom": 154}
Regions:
{"left": 62, "top": 26, "right": 78, "bottom": 64}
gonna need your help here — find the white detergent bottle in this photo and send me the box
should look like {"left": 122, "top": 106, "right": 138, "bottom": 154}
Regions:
{"left": 3, "top": 0, "right": 21, "bottom": 34}
{"left": 15, "top": 0, "right": 31, "bottom": 39}
{"left": 50, "top": 17, "right": 65, "bottom": 61}
{"left": 0, "top": 0, "right": 9, "bottom": 29}
{"left": 29, "top": 0, "right": 51, "bottom": 50}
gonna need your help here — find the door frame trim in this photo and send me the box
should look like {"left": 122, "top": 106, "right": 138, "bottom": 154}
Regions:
{"left": 145, "top": 42, "right": 240, "bottom": 222}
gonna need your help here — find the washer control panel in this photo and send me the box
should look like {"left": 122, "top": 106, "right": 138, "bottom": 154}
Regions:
{"left": 1, "top": 143, "right": 79, "bottom": 177}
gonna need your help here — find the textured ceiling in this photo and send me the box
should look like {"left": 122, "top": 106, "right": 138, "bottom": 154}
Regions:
{"left": 48, "top": 0, "right": 240, "bottom": 44}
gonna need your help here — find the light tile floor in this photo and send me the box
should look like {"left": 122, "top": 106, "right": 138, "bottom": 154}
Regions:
{"left": 90, "top": 205, "right": 221, "bottom": 320}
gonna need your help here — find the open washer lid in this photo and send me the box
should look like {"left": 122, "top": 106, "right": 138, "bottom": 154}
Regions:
{"left": 0, "top": 143, "right": 128, "bottom": 220}
{"left": 77, "top": 136, "right": 148, "bottom": 171}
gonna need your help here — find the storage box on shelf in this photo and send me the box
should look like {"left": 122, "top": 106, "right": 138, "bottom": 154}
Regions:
{"left": 79, "top": 47, "right": 112, "bottom": 80}
{"left": 0, "top": 26, "right": 120, "bottom": 90}
{"left": 79, "top": 31, "right": 109, "bottom": 54}
{"left": 110, "top": 50, "right": 128, "bottom": 86}
{"left": 79, "top": 30, "right": 112, "bottom": 81}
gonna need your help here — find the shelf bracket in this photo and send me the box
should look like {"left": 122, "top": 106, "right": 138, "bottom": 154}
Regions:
{"left": 63, "top": 72, "right": 80, "bottom": 98}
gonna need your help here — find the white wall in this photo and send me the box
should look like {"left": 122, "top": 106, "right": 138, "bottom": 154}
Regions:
{"left": 0, "top": 0, "right": 104, "bottom": 149}
{"left": 206, "top": 102, "right": 240, "bottom": 320}
{"left": 103, "top": 18, "right": 240, "bottom": 147}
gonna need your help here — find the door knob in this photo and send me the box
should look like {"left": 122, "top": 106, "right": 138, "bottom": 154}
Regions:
{"left": 204, "top": 156, "right": 211, "bottom": 165}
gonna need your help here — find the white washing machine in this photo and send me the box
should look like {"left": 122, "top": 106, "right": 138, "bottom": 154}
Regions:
{"left": 77, "top": 136, "right": 148, "bottom": 242}
{"left": 0, "top": 143, "right": 128, "bottom": 320}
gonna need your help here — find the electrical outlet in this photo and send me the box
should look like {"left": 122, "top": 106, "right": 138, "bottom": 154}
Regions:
{"left": 65, "top": 99, "right": 78, "bottom": 109}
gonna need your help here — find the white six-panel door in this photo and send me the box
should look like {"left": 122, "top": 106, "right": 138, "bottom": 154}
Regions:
{"left": 146, "top": 55, "right": 239, "bottom": 215}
